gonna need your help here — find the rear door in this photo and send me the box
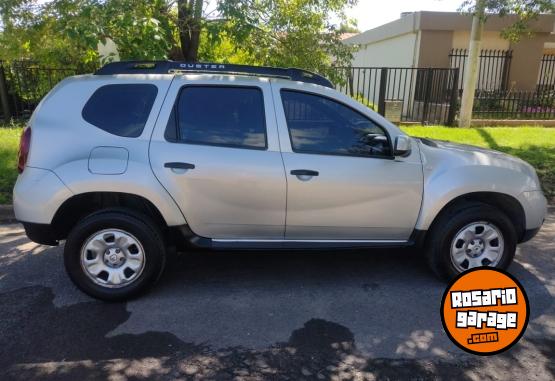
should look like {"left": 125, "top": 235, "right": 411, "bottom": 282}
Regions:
{"left": 150, "top": 77, "right": 286, "bottom": 239}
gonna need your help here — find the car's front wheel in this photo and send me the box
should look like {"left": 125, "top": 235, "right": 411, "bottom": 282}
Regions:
{"left": 64, "top": 209, "right": 166, "bottom": 301}
{"left": 426, "top": 202, "right": 517, "bottom": 280}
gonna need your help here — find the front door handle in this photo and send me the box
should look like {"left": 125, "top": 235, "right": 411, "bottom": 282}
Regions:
{"left": 164, "top": 162, "right": 195, "bottom": 170}
{"left": 290, "top": 169, "right": 319, "bottom": 176}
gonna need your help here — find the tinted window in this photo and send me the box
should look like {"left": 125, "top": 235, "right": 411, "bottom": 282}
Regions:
{"left": 281, "top": 90, "right": 390, "bottom": 157}
{"left": 82, "top": 84, "right": 158, "bottom": 137}
{"left": 172, "top": 86, "right": 266, "bottom": 149}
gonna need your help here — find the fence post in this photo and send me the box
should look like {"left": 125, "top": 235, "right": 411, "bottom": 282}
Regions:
{"left": 447, "top": 68, "right": 460, "bottom": 126}
{"left": 378, "top": 68, "right": 387, "bottom": 116}
{"left": 0, "top": 64, "right": 12, "bottom": 121}
{"left": 348, "top": 69, "right": 354, "bottom": 97}
{"left": 421, "top": 68, "right": 433, "bottom": 124}
{"left": 500, "top": 50, "right": 512, "bottom": 91}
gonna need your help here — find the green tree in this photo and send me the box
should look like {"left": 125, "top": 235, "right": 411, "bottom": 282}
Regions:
{"left": 51, "top": 0, "right": 173, "bottom": 64}
{"left": 217, "top": 0, "right": 357, "bottom": 80}
{"left": 1, "top": 0, "right": 357, "bottom": 80}
{"left": 177, "top": 0, "right": 204, "bottom": 61}
{"left": 458, "top": 0, "right": 555, "bottom": 127}
{"left": 0, "top": 0, "right": 174, "bottom": 68}
{"left": 174, "top": 0, "right": 358, "bottom": 79}
{"left": 338, "top": 22, "right": 360, "bottom": 34}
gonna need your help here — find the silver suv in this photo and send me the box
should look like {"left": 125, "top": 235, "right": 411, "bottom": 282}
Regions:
{"left": 13, "top": 61, "right": 547, "bottom": 300}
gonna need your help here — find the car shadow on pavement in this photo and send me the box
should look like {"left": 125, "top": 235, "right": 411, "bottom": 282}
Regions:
{"left": 1, "top": 242, "right": 554, "bottom": 380}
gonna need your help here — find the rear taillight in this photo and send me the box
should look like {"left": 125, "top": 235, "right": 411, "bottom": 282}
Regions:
{"left": 17, "top": 127, "right": 31, "bottom": 173}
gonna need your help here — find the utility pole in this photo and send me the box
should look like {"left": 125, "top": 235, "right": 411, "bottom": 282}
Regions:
{"left": 458, "top": 0, "right": 486, "bottom": 127}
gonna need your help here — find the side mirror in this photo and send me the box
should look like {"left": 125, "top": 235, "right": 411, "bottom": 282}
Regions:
{"left": 394, "top": 135, "right": 411, "bottom": 157}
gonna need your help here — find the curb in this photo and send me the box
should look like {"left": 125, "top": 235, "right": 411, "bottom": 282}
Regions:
{"left": 0, "top": 204, "right": 16, "bottom": 223}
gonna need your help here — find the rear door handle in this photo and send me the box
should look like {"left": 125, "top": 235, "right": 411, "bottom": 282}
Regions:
{"left": 290, "top": 169, "right": 319, "bottom": 176}
{"left": 164, "top": 162, "right": 195, "bottom": 170}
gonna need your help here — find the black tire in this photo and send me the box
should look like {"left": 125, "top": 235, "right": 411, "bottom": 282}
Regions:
{"left": 425, "top": 202, "right": 517, "bottom": 281}
{"left": 64, "top": 208, "right": 166, "bottom": 301}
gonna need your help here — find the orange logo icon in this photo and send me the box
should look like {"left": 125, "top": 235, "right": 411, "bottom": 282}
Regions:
{"left": 441, "top": 268, "right": 529, "bottom": 355}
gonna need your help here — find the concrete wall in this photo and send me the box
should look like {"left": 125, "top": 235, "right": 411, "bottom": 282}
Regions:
{"left": 418, "top": 12, "right": 555, "bottom": 34}
{"left": 346, "top": 12, "right": 419, "bottom": 46}
{"left": 349, "top": 33, "right": 418, "bottom": 106}
{"left": 545, "top": 41, "right": 555, "bottom": 55}
{"left": 452, "top": 30, "right": 510, "bottom": 50}
{"left": 509, "top": 33, "right": 553, "bottom": 91}
{"left": 345, "top": 12, "right": 555, "bottom": 91}
{"left": 417, "top": 30, "right": 453, "bottom": 67}
{"left": 351, "top": 33, "right": 418, "bottom": 67}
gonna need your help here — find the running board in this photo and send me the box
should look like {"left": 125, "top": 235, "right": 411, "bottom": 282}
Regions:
{"left": 192, "top": 237, "right": 412, "bottom": 250}
{"left": 173, "top": 225, "right": 425, "bottom": 251}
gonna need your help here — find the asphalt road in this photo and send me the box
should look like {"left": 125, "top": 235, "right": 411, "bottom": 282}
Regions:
{"left": 1, "top": 209, "right": 554, "bottom": 381}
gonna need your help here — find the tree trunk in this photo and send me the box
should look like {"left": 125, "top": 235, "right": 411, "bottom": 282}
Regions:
{"left": 458, "top": 0, "right": 486, "bottom": 127}
{"left": 186, "top": 0, "right": 203, "bottom": 62}
{"left": 178, "top": 0, "right": 203, "bottom": 62}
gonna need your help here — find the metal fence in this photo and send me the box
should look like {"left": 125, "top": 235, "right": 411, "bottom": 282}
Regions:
{"left": 3, "top": 59, "right": 554, "bottom": 124}
{"left": 0, "top": 60, "right": 78, "bottom": 120}
{"left": 538, "top": 54, "right": 555, "bottom": 92}
{"left": 334, "top": 67, "right": 460, "bottom": 125}
{"left": 473, "top": 89, "right": 555, "bottom": 120}
{"left": 449, "top": 49, "right": 512, "bottom": 92}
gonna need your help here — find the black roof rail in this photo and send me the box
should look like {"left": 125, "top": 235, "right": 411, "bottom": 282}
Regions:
{"left": 94, "top": 61, "right": 334, "bottom": 88}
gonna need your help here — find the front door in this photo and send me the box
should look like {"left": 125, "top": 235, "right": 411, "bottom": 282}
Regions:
{"left": 273, "top": 86, "right": 423, "bottom": 240}
{"left": 150, "top": 79, "right": 286, "bottom": 239}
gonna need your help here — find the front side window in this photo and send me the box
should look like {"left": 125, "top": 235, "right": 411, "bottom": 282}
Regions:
{"left": 168, "top": 86, "right": 267, "bottom": 149}
{"left": 280, "top": 90, "right": 391, "bottom": 157}
{"left": 82, "top": 84, "right": 158, "bottom": 137}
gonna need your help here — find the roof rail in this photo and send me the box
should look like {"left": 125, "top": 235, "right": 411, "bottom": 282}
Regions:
{"left": 94, "top": 61, "right": 334, "bottom": 88}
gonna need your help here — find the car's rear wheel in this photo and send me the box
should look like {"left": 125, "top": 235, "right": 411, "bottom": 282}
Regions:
{"left": 64, "top": 209, "right": 166, "bottom": 301}
{"left": 426, "top": 202, "right": 516, "bottom": 280}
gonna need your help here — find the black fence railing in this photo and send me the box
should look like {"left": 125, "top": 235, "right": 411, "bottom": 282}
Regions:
{"left": 0, "top": 60, "right": 79, "bottom": 120}
{"left": 449, "top": 49, "right": 512, "bottom": 92}
{"left": 334, "top": 67, "right": 460, "bottom": 125}
{"left": 473, "top": 89, "right": 555, "bottom": 120}
{"left": 2, "top": 59, "right": 553, "bottom": 124}
{"left": 538, "top": 54, "right": 555, "bottom": 92}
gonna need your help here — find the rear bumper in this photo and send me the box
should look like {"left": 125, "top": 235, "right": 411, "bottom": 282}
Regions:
{"left": 21, "top": 222, "right": 59, "bottom": 246}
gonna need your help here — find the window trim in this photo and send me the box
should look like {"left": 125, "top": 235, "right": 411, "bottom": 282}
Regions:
{"left": 279, "top": 89, "right": 394, "bottom": 160}
{"left": 165, "top": 84, "right": 269, "bottom": 151}
{"left": 82, "top": 83, "right": 158, "bottom": 138}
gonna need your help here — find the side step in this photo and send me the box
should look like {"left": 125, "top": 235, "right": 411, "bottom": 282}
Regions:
{"left": 172, "top": 226, "right": 422, "bottom": 251}
{"left": 208, "top": 239, "right": 412, "bottom": 250}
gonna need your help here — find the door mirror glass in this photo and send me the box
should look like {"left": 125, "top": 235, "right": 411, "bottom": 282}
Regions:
{"left": 394, "top": 135, "right": 411, "bottom": 157}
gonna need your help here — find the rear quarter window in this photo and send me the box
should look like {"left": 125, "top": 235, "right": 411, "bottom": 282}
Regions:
{"left": 82, "top": 84, "right": 158, "bottom": 137}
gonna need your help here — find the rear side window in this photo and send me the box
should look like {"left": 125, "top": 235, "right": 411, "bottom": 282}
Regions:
{"left": 167, "top": 86, "right": 267, "bottom": 149}
{"left": 82, "top": 84, "right": 158, "bottom": 137}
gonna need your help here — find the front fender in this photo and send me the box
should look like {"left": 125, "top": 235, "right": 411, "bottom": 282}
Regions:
{"left": 415, "top": 164, "right": 535, "bottom": 231}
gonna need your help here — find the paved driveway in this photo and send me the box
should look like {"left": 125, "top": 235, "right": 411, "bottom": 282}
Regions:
{"left": 1, "top": 209, "right": 554, "bottom": 380}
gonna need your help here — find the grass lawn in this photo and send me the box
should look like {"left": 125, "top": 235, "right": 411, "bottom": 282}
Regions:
{"left": 0, "top": 123, "right": 553, "bottom": 204}
{"left": 402, "top": 126, "right": 555, "bottom": 199}
{"left": 0, "top": 123, "right": 23, "bottom": 204}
